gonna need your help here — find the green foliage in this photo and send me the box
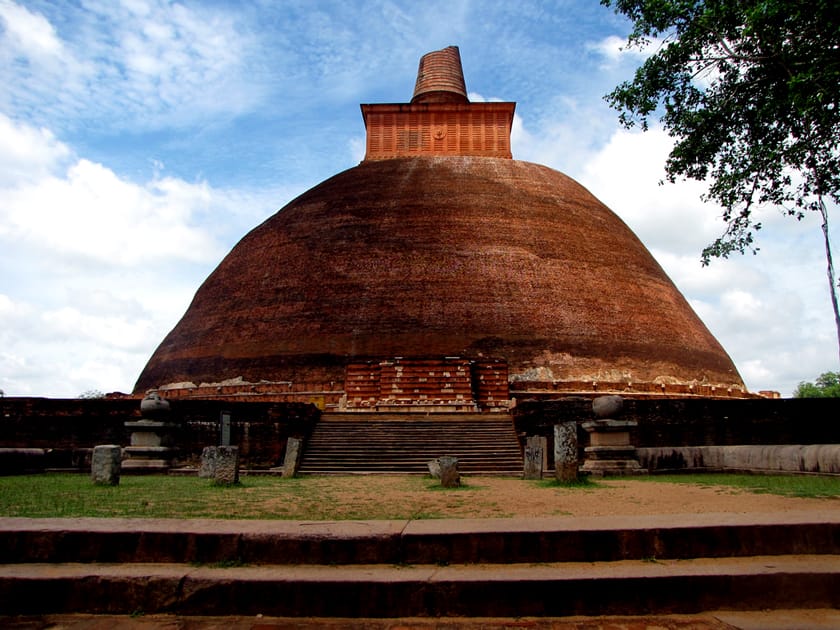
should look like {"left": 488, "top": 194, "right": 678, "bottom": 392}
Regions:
{"left": 793, "top": 371, "right": 840, "bottom": 398}
{"left": 78, "top": 389, "right": 105, "bottom": 399}
{"left": 601, "top": 0, "right": 840, "bottom": 262}
{"left": 601, "top": 0, "right": 840, "bottom": 360}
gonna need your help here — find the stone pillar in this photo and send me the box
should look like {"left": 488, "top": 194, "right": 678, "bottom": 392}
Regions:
{"left": 523, "top": 435, "right": 544, "bottom": 480}
{"left": 438, "top": 456, "right": 460, "bottom": 487}
{"left": 581, "top": 395, "right": 644, "bottom": 476}
{"left": 123, "top": 392, "right": 178, "bottom": 473}
{"left": 554, "top": 422, "right": 578, "bottom": 482}
{"left": 214, "top": 446, "right": 240, "bottom": 486}
{"left": 91, "top": 445, "right": 121, "bottom": 486}
{"left": 282, "top": 437, "right": 303, "bottom": 477}
{"left": 220, "top": 412, "right": 232, "bottom": 446}
{"left": 198, "top": 446, "right": 218, "bottom": 478}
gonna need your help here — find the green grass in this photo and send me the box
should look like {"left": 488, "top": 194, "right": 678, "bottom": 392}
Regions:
{"left": 0, "top": 474, "right": 484, "bottom": 520}
{"left": 0, "top": 472, "right": 837, "bottom": 520}
{"left": 638, "top": 473, "right": 840, "bottom": 499}
{"left": 532, "top": 476, "right": 600, "bottom": 490}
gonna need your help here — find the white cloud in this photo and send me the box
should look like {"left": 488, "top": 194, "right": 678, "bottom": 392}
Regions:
{"left": 0, "top": 0, "right": 259, "bottom": 129}
{"left": 0, "top": 115, "right": 284, "bottom": 397}
{"left": 0, "top": 112, "right": 69, "bottom": 186}
{"left": 588, "top": 34, "right": 659, "bottom": 69}
{"left": 2, "top": 156, "right": 225, "bottom": 267}
{"left": 0, "top": 0, "right": 63, "bottom": 60}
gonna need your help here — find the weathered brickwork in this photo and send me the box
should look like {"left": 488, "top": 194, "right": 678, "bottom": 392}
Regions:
{"left": 343, "top": 357, "right": 509, "bottom": 411}
{"left": 135, "top": 156, "right": 744, "bottom": 398}
{"left": 362, "top": 103, "right": 514, "bottom": 160}
{"left": 411, "top": 46, "right": 469, "bottom": 103}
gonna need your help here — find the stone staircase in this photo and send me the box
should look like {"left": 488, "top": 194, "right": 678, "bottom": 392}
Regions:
{"left": 1, "top": 513, "right": 839, "bottom": 618}
{"left": 297, "top": 413, "right": 522, "bottom": 475}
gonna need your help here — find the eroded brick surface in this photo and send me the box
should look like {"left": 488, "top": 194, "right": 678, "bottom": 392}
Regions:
{"left": 134, "top": 156, "right": 742, "bottom": 399}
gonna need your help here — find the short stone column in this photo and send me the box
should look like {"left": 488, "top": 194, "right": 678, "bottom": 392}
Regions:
{"left": 91, "top": 444, "right": 121, "bottom": 486}
{"left": 581, "top": 395, "right": 644, "bottom": 476}
{"left": 198, "top": 446, "right": 218, "bottom": 478}
{"left": 438, "top": 455, "right": 460, "bottom": 488}
{"left": 554, "top": 422, "right": 578, "bottom": 482}
{"left": 523, "top": 435, "right": 545, "bottom": 480}
{"left": 214, "top": 446, "right": 240, "bottom": 486}
{"left": 123, "top": 392, "right": 178, "bottom": 473}
{"left": 282, "top": 437, "right": 303, "bottom": 477}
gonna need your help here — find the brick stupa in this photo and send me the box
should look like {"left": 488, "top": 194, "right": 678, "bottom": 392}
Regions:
{"left": 135, "top": 47, "right": 746, "bottom": 410}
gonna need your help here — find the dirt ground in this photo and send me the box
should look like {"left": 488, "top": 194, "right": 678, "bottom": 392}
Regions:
{"left": 447, "top": 477, "right": 840, "bottom": 518}
{"left": 243, "top": 475, "right": 840, "bottom": 521}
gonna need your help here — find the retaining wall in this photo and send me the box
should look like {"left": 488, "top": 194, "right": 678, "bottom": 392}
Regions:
{"left": 0, "top": 397, "right": 318, "bottom": 471}
{"left": 2, "top": 395, "right": 839, "bottom": 474}
{"left": 639, "top": 444, "right": 840, "bottom": 475}
{"left": 513, "top": 397, "right": 840, "bottom": 475}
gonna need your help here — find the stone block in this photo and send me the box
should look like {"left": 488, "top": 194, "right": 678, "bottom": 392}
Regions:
{"left": 592, "top": 395, "right": 624, "bottom": 418}
{"left": 554, "top": 421, "right": 578, "bottom": 482}
{"left": 282, "top": 437, "right": 303, "bottom": 477}
{"left": 91, "top": 444, "right": 121, "bottom": 486}
{"left": 214, "top": 446, "right": 239, "bottom": 486}
{"left": 199, "top": 446, "right": 218, "bottom": 478}
{"left": 523, "top": 435, "right": 544, "bottom": 480}
{"left": 427, "top": 459, "right": 441, "bottom": 478}
{"left": 438, "top": 456, "right": 460, "bottom": 487}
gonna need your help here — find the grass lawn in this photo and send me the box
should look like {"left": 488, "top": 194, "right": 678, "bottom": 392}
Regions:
{"left": 0, "top": 474, "right": 496, "bottom": 520}
{"left": 638, "top": 472, "right": 840, "bottom": 499}
{"left": 0, "top": 472, "right": 837, "bottom": 520}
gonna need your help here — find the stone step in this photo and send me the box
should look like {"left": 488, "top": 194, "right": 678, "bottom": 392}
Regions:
{"left": 299, "top": 413, "right": 523, "bottom": 475}
{"left": 2, "top": 556, "right": 839, "bottom": 616}
{"left": 2, "top": 514, "right": 838, "bottom": 617}
{"left": 3, "top": 514, "right": 838, "bottom": 566}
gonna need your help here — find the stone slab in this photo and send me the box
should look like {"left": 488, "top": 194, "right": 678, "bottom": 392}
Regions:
{"left": 282, "top": 437, "right": 303, "bottom": 478}
{"left": 638, "top": 445, "right": 840, "bottom": 475}
{"left": 2, "top": 512, "right": 839, "bottom": 566}
{"left": 90, "top": 445, "right": 120, "bottom": 486}
{"left": 1, "top": 556, "right": 839, "bottom": 616}
{"left": 5, "top": 611, "right": 840, "bottom": 629}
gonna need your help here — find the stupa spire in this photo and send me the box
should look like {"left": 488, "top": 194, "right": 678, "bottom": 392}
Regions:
{"left": 361, "top": 46, "right": 514, "bottom": 160}
{"left": 411, "top": 46, "right": 469, "bottom": 104}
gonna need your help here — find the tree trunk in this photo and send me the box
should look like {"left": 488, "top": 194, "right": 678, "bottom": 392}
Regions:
{"left": 818, "top": 197, "right": 840, "bottom": 365}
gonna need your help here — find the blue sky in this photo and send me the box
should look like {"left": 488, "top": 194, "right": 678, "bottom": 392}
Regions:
{"left": 1, "top": 0, "right": 837, "bottom": 397}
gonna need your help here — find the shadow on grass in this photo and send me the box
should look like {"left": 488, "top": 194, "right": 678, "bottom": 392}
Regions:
{"left": 532, "top": 476, "right": 600, "bottom": 490}
{"left": 424, "top": 477, "right": 485, "bottom": 491}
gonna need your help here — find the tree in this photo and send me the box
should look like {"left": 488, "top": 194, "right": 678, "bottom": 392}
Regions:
{"left": 78, "top": 389, "right": 105, "bottom": 399}
{"left": 601, "top": 0, "right": 840, "bottom": 362}
{"left": 793, "top": 371, "right": 840, "bottom": 398}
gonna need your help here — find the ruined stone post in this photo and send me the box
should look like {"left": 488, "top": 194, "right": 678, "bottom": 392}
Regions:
{"left": 427, "top": 459, "right": 442, "bottom": 478}
{"left": 581, "top": 395, "right": 644, "bottom": 476}
{"left": 199, "top": 446, "right": 218, "bottom": 478}
{"left": 523, "top": 435, "right": 544, "bottom": 480}
{"left": 91, "top": 444, "right": 121, "bottom": 486}
{"left": 438, "top": 456, "right": 460, "bottom": 487}
{"left": 282, "top": 437, "right": 303, "bottom": 477}
{"left": 554, "top": 422, "right": 578, "bottom": 482}
{"left": 214, "top": 446, "right": 240, "bottom": 486}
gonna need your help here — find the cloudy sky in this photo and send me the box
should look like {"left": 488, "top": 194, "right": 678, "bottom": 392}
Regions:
{"left": 1, "top": 0, "right": 837, "bottom": 398}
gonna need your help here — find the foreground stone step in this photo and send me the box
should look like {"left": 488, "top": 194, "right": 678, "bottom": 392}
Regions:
{"left": 2, "top": 555, "right": 839, "bottom": 616}
{"left": 3, "top": 513, "right": 838, "bottom": 565}
{"left": 6, "top": 610, "right": 840, "bottom": 629}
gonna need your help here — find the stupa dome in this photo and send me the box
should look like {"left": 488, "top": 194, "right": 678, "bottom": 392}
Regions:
{"left": 134, "top": 47, "right": 745, "bottom": 407}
